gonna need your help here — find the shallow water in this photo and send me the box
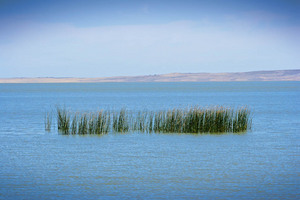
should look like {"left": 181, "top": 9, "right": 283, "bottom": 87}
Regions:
{"left": 0, "top": 82, "right": 299, "bottom": 199}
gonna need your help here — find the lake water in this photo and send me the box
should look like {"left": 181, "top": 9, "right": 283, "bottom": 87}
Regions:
{"left": 0, "top": 82, "right": 299, "bottom": 199}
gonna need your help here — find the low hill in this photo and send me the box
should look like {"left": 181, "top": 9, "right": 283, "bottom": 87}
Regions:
{"left": 0, "top": 69, "right": 299, "bottom": 83}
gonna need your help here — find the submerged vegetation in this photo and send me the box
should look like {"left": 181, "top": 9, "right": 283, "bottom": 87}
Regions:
{"left": 53, "top": 106, "right": 251, "bottom": 135}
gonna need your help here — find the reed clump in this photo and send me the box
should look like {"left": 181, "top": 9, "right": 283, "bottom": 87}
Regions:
{"left": 57, "top": 108, "right": 70, "bottom": 134}
{"left": 55, "top": 106, "right": 251, "bottom": 134}
{"left": 56, "top": 108, "right": 111, "bottom": 135}
{"left": 113, "top": 108, "right": 129, "bottom": 133}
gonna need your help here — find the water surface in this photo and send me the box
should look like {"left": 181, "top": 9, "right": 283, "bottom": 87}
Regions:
{"left": 0, "top": 82, "right": 299, "bottom": 199}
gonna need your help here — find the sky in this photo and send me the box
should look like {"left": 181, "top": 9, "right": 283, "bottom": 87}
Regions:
{"left": 0, "top": 0, "right": 299, "bottom": 78}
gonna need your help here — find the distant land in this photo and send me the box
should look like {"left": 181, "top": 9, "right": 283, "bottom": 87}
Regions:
{"left": 0, "top": 70, "right": 299, "bottom": 83}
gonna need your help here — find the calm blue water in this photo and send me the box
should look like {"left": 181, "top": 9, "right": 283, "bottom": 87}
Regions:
{"left": 0, "top": 82, "right": 299, "bottom": 199}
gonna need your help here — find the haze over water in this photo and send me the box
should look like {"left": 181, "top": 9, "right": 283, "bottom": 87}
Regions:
{"left": 0, "top": 82, "right": 299, "bottom": 199}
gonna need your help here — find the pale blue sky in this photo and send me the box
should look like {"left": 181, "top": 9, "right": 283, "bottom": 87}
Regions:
{"left": 0, "top": 0, "right": 299, "bottom": 77}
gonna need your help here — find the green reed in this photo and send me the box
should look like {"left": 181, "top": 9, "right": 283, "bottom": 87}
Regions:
{"left": 70, "top": 114, "right": 77, "bottom": 135}
{"left": 232, "top": 107, "right": 251, "bottom": 133}
{"left": 113, "top": 108, "right": 129, "bottom": 133}
{"left": 95, "top": 110, "right": 111, "bottom": 134}
{"left": 57, "top": 108, "right": 70, "bottom": 134}
{"left": 55, "top": 106, "right": 251, "bottom": 134}
{"left": 133, "top": 111, "right": 150, "bottom": 132}
{"left": 148, "top": 106, "right": 250, "bottom": 133}
{"left": 56, "top": 108, "right": 111, "bottom": 135}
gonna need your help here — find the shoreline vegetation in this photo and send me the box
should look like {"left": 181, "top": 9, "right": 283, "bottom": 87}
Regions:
{"left": 49, "top": 106, "right": 252, "bottom": 135}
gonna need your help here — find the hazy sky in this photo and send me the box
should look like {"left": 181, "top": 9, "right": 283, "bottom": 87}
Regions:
{"left": 0, "top": 0, "right": 299, "bottom": 77}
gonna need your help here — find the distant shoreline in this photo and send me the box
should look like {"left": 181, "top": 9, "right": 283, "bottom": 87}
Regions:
{"left": 0, "top": 69, "right": 299, "bottom": 83}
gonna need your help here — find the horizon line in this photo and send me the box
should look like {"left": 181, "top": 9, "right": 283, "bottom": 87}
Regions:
{"left": 1, "top": 69, "right": 299, "bottom": 79}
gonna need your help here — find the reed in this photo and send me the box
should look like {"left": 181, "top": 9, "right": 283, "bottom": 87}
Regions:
{"left": 134, "top": 111, "right": 150, "bottom": 132}
{"left": 113, "top": 108, "right": 129, "bottom": 133}
{"left": 45, "top": 112, "right": 52, "bottom": 132}
{"left": 232, "top": 107, "right": 251, "bottom": 133}
{"left": 57, "top": 107, "right": 70, "bottom": 134}
{"left": 149, "top": 106, "right": 251, "bottom": 133}
{"left": 94, "top": 110, "right": 111, "bottom": 134}
{"left": 56, "top": 108, "right": 112, "bottom": 135}
{"left": 55, "top": 106, "right": 251, "bottom": 134}
{"left": 78, "top": 114, "right": 88, "bottom": 135}
{"left": 70, "top": 114, "right": 77, "bottom": 135}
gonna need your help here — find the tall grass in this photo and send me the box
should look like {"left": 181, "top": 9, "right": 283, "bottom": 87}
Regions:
{"left": 55, "top": 106, "right": 251, "bottom": 135}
